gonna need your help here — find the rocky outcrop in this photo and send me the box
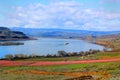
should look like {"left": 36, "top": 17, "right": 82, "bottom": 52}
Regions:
{"left": 0, "top": 27, "right": 29, "bottom": 40}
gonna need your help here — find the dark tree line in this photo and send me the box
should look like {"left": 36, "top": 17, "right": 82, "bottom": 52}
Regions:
{"left": 3, "top": 49, "right": 100, "bottom": 60}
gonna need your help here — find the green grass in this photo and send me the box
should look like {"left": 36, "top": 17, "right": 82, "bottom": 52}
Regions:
{"left": 15, "top": 56, "right": 89, "bottom": 61}
{"left": 92, "top": 51, "right": 120, "bottom": 59}
{"left": 21, "top": 57, "right": 82, "bottom": 61}
{"left": 0, "top": 64, "right": 90, "bottom": 72}
{"left": 0, "top": 73, "right": 66, "bottom": 80}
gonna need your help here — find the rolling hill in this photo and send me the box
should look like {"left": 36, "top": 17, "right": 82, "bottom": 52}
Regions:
{"left": 11, "top": 27, "right": 120, "bottom": 39}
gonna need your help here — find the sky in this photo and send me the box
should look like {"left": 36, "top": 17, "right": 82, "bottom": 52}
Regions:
{"left": 0, "top": 0, "right": 120, "bottom": 31}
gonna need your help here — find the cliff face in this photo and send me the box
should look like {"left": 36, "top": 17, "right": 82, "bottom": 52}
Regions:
{"left": 0, "top": 27, "right": 29, "bottom": 40}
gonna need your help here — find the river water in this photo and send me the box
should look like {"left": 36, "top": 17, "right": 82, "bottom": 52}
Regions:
{"left": 0, "top": 38, "right": 104, "bottom": 58}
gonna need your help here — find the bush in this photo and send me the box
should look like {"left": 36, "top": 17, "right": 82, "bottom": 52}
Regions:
{"left": 14, "top": 54, "right": 27, "bottom": 59}
{"left": 5, "top": 54, "right": 13, "bottom": 60}
{"left": 29, "top": 54, "right": 38, "bottom": 58}
{"left": 58, "top": 50, "right": 68, "bottom": 57}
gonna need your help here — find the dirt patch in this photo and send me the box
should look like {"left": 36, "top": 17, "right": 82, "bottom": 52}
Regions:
{"left": 96, "top": 41, "right": 108, "bottom": 46}
{"left": 0, "top": 58, "right": 120, "bottom": 66}
{"left": 66, "top": 75, "right": 94, "bottom": 80}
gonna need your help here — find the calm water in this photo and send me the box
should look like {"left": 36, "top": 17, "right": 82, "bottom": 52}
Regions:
{"left": 0, "top": 38, "right": 104, "bottom": 58}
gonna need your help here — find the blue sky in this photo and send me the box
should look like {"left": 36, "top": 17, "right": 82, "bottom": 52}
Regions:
{"left": 0, "top": 0, "right": 120, "bottom": 31}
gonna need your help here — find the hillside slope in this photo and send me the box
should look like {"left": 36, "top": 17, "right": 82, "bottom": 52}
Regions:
{"left": 0, "top": 27, "right": 29, "bottom": 40}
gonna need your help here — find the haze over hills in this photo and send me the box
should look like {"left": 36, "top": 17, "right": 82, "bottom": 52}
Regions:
{"left": 11, "top": 27, "right": 120, "bottom": 39}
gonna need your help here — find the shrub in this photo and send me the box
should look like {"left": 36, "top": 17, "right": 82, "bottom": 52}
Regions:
{"left": 58, "top": 50, "right": 68, "bottom": 57}
{"left": 5, "top": 54, "right": 13, "bottom": 60}
{"left": 14, "top": 54, "right": 27, "bottom": 59}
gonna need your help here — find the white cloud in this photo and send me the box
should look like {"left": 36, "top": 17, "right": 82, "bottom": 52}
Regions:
{"left": 1, "top": 1, "right": 120, "bottom": 31}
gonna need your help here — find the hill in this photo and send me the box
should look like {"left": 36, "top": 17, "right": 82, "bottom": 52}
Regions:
{"left": 0, "top": 27, "right": 29, "bottom": 41}
{"left": 11, "top": 27, "right": 120, "bottom": 39}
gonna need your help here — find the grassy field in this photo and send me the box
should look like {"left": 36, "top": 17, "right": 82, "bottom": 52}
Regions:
{"left": 0, "top": 62, "right": 120, "bottom": 80}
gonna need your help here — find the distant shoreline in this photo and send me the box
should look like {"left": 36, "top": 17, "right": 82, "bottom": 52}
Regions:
{"left": 0, "top": 37, "right": 37, "bottom": 46}
{"left": 0, "top": 37, "right": 37, "bottom": 41}
{"left": 0, "top": 42, "right": 24, "bottom": 46}
{"left": 37, "top": 37, "right": 112, "bottom": 51}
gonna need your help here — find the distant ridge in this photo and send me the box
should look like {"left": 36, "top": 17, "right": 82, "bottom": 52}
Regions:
{"left": 11, "top": 27, "right": 120, "bottom": 39}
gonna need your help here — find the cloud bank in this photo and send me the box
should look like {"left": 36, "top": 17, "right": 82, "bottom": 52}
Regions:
{"left": 1, "top": 1, "right": 120, "bottom": 31}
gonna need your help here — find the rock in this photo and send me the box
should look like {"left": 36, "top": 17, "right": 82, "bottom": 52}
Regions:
{"left": 64, "top": 42, "right": 69, "bottom": 45}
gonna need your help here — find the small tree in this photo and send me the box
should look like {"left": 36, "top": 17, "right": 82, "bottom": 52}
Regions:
{"left": 46, "top": 54, "right": 52, "bottom": 57}
{"left": 58, "top": 50, "right": 67, "bottom": 57}
{"left": 29, "top": 54, "right": 38, "bottom": 58}
{"left": 5, "top": 54, "right": 13, "bottom": 60}
{"left": 14, "top": 54, "right": 27, "bottom": 59}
